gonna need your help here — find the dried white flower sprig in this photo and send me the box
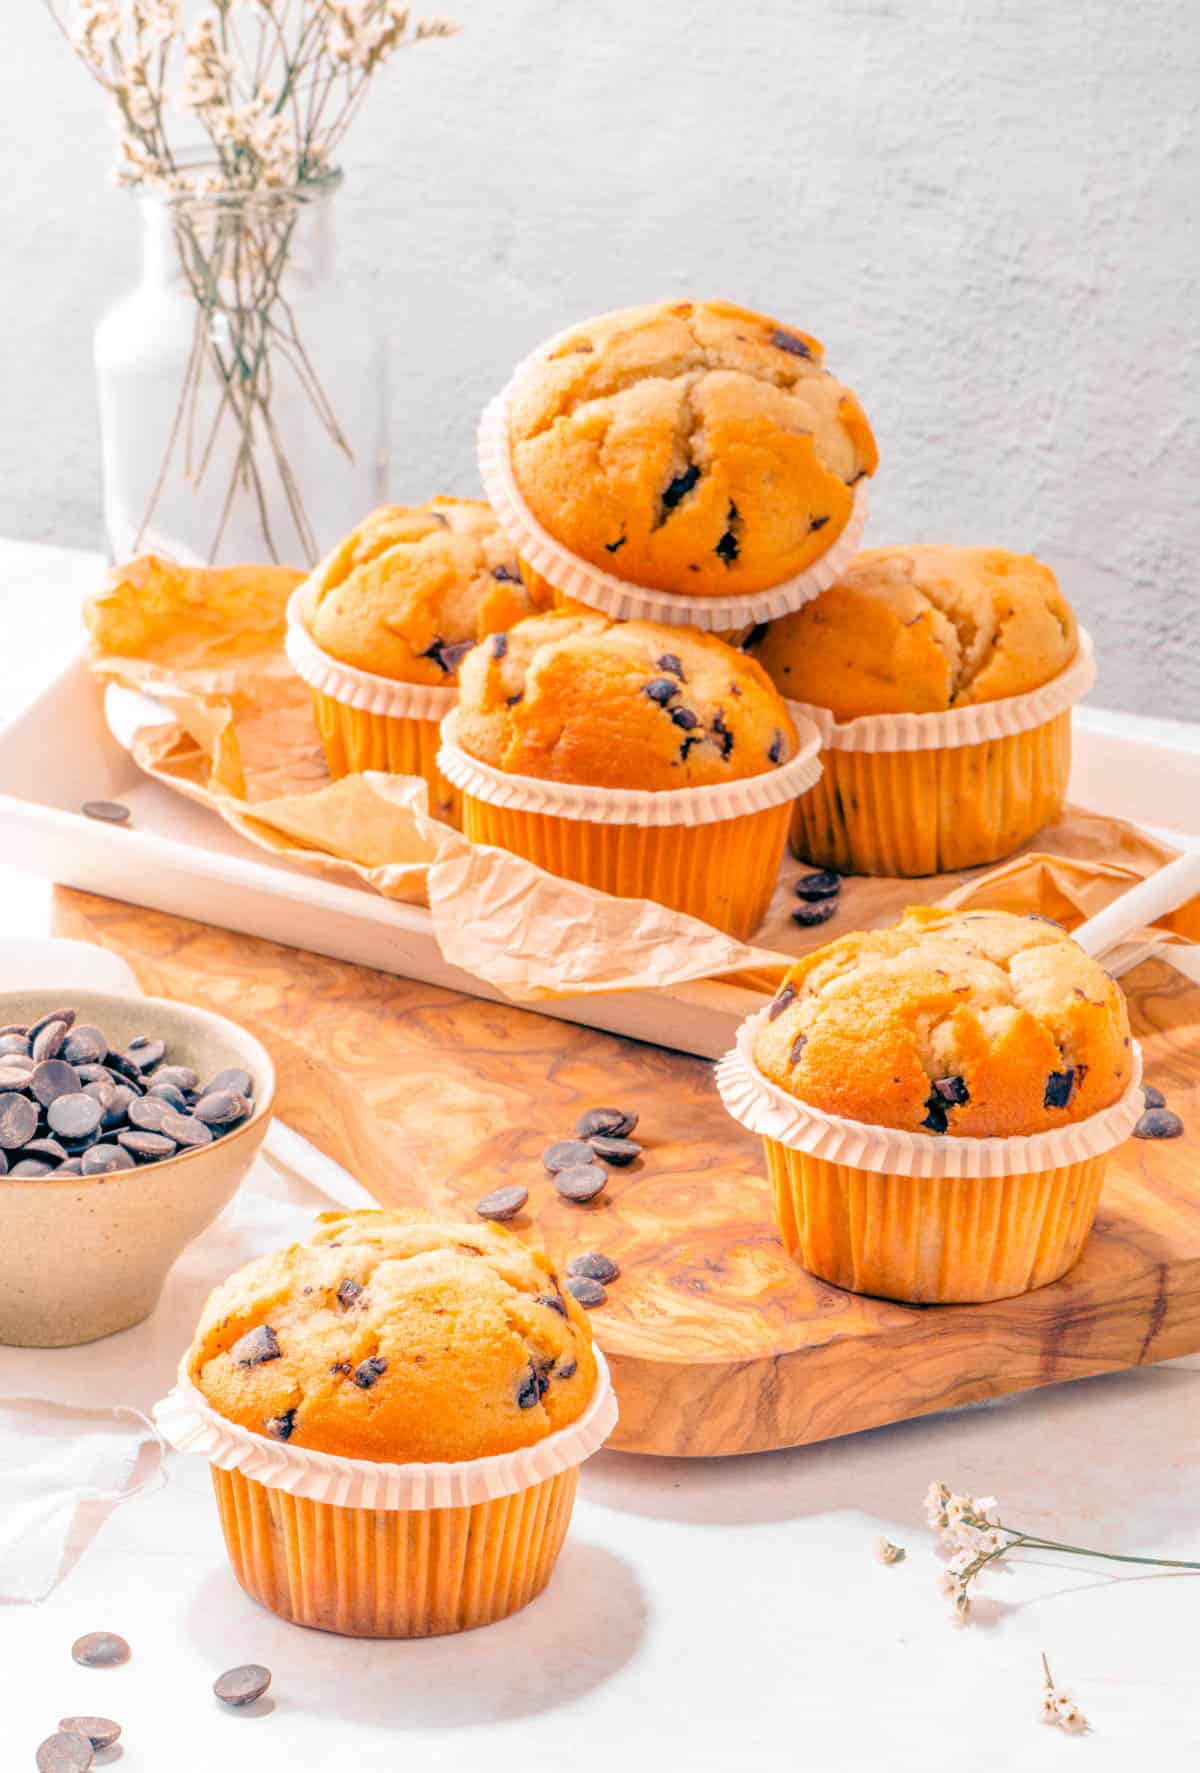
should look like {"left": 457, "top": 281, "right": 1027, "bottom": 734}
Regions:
{"left": 926, "top": 1481, "right": 1200, "bottom": 1623}
{"left": 1039, "top": 1653, "right": 1089, "bottom": 1735}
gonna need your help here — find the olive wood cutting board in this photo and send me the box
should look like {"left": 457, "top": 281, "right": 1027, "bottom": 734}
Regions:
{"left": 53, "top": 884, "right": 1200, "bottom": 1457}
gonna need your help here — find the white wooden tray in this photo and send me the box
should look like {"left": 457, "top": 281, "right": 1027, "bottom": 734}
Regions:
{"left": 1, "top": 654, "right": 1196, "bottom": 1059}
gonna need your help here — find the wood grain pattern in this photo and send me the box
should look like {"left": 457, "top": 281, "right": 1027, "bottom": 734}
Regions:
{"left": 52, "top": 885, "right": 1200, "bottom": 1457}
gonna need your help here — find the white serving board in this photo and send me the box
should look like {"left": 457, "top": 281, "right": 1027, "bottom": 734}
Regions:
{"left": 0, "top": 654, "right": 1196, "bottom": 1060}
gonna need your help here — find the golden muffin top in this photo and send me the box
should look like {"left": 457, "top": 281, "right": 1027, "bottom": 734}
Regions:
{"left": 754, "top": 906, "right": 1131, "bottom": 1138}
{"left": 187, "top": 1211, "right": 597, "bottom": 1463}
{"left": 454, "top": 608, "right": 799, "bottom": 791}
{"left": 307, "top": 498, "right": 543, "bottom": 684}
{"left": 748, "top": 544, "right": 1078, "bottom": 720}
{"left": 507, "top": 300, "right": 878, "bottom": 599}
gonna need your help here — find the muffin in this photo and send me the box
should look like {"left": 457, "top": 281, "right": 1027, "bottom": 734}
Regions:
{"left": 719, "top": 907, "right": 1141, "bottom": 1303}
{"left": 160, "top": 1210, "right": 614, "bottom": 1637}
{"left": 484, "top": 300, "right": 877, "bottom": 620}
{"left": 287, "top": 498, "right": 544, "bottom": 823}
{"left": 438, "top": 609, "right": 822, "bottom": 938}
{"left": 746, "top": 545, "right": 1093, "bottom": 875}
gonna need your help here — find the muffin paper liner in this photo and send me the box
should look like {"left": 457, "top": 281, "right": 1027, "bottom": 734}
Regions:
{"left": 153, "top": 1347, "right": 617, "bottom": 1511}
{"left": 436, "top": 706, "right": 823, "bottom": 828}
{"left": 783, "top": 630, "right": 1096, "bottom": 754}
{"left": 716, "top": 1008, "right": 1144, "bottom": 1180}
{"left": 478, "top": 378, "right": 870, "bottom": 630}
{"left": 285, "top": 586, "right": 460, "bottom": 723}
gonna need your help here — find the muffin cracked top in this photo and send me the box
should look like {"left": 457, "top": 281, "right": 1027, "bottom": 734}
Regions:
{"left": 755, "top": 907, "right": 1131, "bottom": 1138}
{"left": 454, "top": 609, "right": 799, "bottom": 790}
{"left": 748, "top": 545, "right": 1078, "bottom": 720}
{"left": 306, "top": 498, "right": 543, "bottom": 684}
{"left": 187, "top": 1211, "right": 597, "bottom": 1463}
{"left": 507, "top": 300, "right": 878, "bottom": 598}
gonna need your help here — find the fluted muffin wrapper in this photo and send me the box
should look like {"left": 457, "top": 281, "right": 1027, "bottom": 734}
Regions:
{"left": 477, "top": 382, "right": 870, "bottom": 630}
{"left": 153, "top": 1346, "right": 617, "bottom": 1509}
{"left": 286, "top": 586, "right": 460, "bottom": 724}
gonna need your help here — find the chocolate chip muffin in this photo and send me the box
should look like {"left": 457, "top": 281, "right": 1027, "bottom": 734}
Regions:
{"left": 749, "top": 545, "right": 1078, "bottom": 719}
{"left": 755, "top": 906, "right": 1132, "bottom": 1138}
{"left": 307, "top": 498, "right": 543, "bottom": 685}
{"left": 455, "top": 608, "right": 799, "bottom": 790}
{"left": 187, "top": 1211, "right": 597, "bottom": 1463}
{"left": 507, "top": 300, "right": 877, "bottom": 598}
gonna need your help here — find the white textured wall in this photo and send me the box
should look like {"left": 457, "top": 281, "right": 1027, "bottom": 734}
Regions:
{"left": 2, "top": 1, "right": 1197, "bottom": 717}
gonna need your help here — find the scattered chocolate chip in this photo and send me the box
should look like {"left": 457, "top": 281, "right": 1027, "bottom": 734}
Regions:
{"left": 767, "top": 729, "right": 784, "bottom": 765}
{"left": 792, "top": 900, "right": 838, "bottom": 928}
{"left": 265, "top": 1410, "right": 296, "bottom": 1442}
{"left": 0, "top": 1092, "right": 37, "bottom": 1149}
{"left": 82, "top": 800, "right": 132, "bottom": 826}
{"left": 567, "top": 1251, "right": 619, "bottom": 1284}
{"left": 809, "top": 514, "right": 830, "bottom": 532}
{"left": 575, "top": 1106, "right": 638, "bottom": 1139}
{"left": 789, "top": 1033, "right": 808, "bottom": 1066}
{"left": 213, "top": 1664, "right": 272, "bottom": 1707}
{"left": 656, "top": 653, "right": 685, "bottom": 679}
{"left": 768, "top": 984, "right": 795, "bottom": 1021}
{"left": 30, "top": 1058, "right": 82, "bottom": 1107}
{"left": 588, "top": 1135, "right": 641, "bottom": 1166}
{"left": 491, "top": 564, "right": 522, "bottom": 583}
{"left": 1142, "top": 1084, "right": 1167, "bottom": 1110}
{"left": 933, "top": 1076, "right": 970, "bottom": 1106}
{"left": 770, "top": 327, "right": 812, "bottom": 358}
{"left": 337, "top": 1278, "right": 363, "bottom": 1309}
{"left": 36, "top": 1733, "right": 93, "bottom": 1773}
{"left": 661, "top": 464, "right": 701, "bottom": 511}
{"left": 490, "top": 632, "right": 508, "bottom": 659}
{"left": 714, "top": 502, "right": 741, "bottom": 564}
{"left": 538, "top": 1292, "right": 568, "bottom": 1317}
{"left": 604, "top": 535, "right": 626, "bottom": 552}
{"left": 80, "top": 1144, "right": 137, "bottom": 1175}
{"left": 352, "top": 1356, "right": 387, "bottom": 1390}
{"left": 72, "top": 1631, "right": 131, "bottom": 1668}
{"left": 670, "top": 706, "right": 699, "bottom": 731}
{"left": 62, "top": 1026, "right": 107, "bottom": 1065}
{"left": 58, "top": 1719, "right": 120, "bottom": 1752}
{"left": 643, "top": 678, "right": 678, "bottom": 706}
{"left": 47, "top": 1093, "right": 104, "bottom": 1141}
{"left": 117, "top": 1128, "right": 177, "bottom": 1162}
{"left": 794, "top": 870, "right": 841, "bottom": 901}
{"left": 474, "top": 1184, "right": 528, "bottom": 1221}
{"left": 194, "top": 1089, "right": 250, "bottom": 1128}
{"left": 1133, "top": 1107, "right": 1184, "bottom": 1139}
{"left": 564, "top": 1275, "right": 607, "bottom": 1308}
{"left": 542, "top": 1139, "right": 597, "bottom": 1172}
{"left": 159, "top": 1111, "right": 214, "bottom": 1148}
{"left": 554, "top": 1163, "right": 608, "bottom": 1203}
{"left": 32, "top": 1019, "right": 70, "bottom": 1062}
{"left": 231, "top": 1324, "right": 280, "bottom": 1367}
{"left": 1044, "top": 1069, "right": 1076, "bottom": 1109}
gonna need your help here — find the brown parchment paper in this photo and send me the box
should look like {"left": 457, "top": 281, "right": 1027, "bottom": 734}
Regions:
{"left": 85, "top": 558, "right": 1199, "bottom": 1004}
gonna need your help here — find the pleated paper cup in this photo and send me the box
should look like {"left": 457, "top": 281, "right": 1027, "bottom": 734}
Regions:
{"left": 785, "top": 631, "right": 1096, "bottom": 876}
{"left": 437, "top": 707, "right": 824, "bottom": 940}
{"left": 153, "top": 1349, "right": 617, "bottom": 1638}
{"left": 717, "top": 1006, "right": 1142, "bottom": 1304}
{"left": 285, "top": 585, "right": 462, "bottom": 824}
{"left": 478, "top": 343, "right": 871, "bottom": 632}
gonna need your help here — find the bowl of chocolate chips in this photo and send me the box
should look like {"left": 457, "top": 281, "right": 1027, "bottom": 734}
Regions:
{"left": 0, "top": 990, "right": 275, "bottom": 1346}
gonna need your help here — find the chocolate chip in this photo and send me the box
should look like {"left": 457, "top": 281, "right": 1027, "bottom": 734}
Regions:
{"left": 10, "top": 1158, "right": 53, "bottom": 1176}
{"left": 102, "top": 1051, "right": 145, "bottom": 1090}
{"left": 159, "top": 1111, "right": 214, "bottom": 1148}
{"left": 82, "top": 800, "right": 132, "bottom": 825}
{"left": 475, "top": 1184, "right": 528, "bottom": 1221}
{"left": 554, "top": 1163, "right": 608, "bottom": 1203}
{"left": 643, "top": 678, "right": 679, "bottom": 706}
{"left": 587, "top": 1135, "right": 640, "bottom": 1166}
{"left": 352, "top": 1356, "right": 387, "bottom": 1389}
{"left": 265, "top": 1410, "right": 296, "bottom": 1441}
{"left": 1133, "top": 1107, "right": 1184, "bottom": 1139}
{"left": 337, "top": 1278, "right": 362, "bottom": 1309}
{"left": 542, "top": 1139, "right": 597, "bottom": 1172}
{"left": 557, "top": 1357, "right": 578, "bottom": 1378}
{"left": 62, "top": 1025, "right": 107, "bottom": 1065}
{"left": 922, "top": 1100, "right": 949, "bottom": 1134}
{"left": 517, "top": 1366, "right": 544, "bottom": 1409}
{"left": 127, "top": 1094, "right": 171, "bottom": 1131}
{"left": 795, "top": 870, "right": 841, "bottom": 901}
{"left": 1142, "top": 1084, "right": 1167, "bottom": 1110}
{"left": 567, "top": 1251, "right": 619, "bottom": 1284}
{"left": 58, "top": 1719, "right": 121, "bottom": 1752}
{"left": 656, "top": 653, "right": 685, "bottom": 679}
{"left": 32, "top": 1019, "right": 70, "bottom": 1062}
{"left": 1026, "top": 912, "right": 1064, "bottom": 927}
{"left": 1044, "top": 1069, "right": 1076, "bottom": 1109}
{"left": 36, "top": 1733, "right": 93, "bottom": 1773}
{"left": 564, "top": 1275, "right": 607, "bottom": 1308}
{"left": 117, "top": 1128, "right": 177, "bottom": 1162}
{"left": 714, "top": 502, "right": 740, "bottom": 564}
{"left": 790, "top": 1033, "right": 808, "bottom": 1066}
{"left": 933, "top": 1076, "right": 970, "bottom": 1106}
{"left": 0, "top": 1033, "right": 29, "bottom": 1056}
{"left": 125, "top": 1038, "right": 165, "bottom": 1073}
{"left": 146, "top": 1082, "right": 188, "bottom": 1111}
{"left": 538, "top": 1292, "right": 568, "bottom": 1317}
{"left": 72, "top": 1631, "right": 131, "bottom": 1667}
{"left": 767, "top": 729, "right": 784, "bottom": 764}
{"left": 231, "top": 1324, "right": 280, "bottom": 1367}
{"left": 768, "top": 984, "right": 795, "bottom": 1021}
{"left": 0, "top": 1092, "right": 37, "bottom": 1149}
{"left": 792, "top": 900, "right": 838, "bottom": 928}
{"left": 56, "top": 1158, "right": 83, "bottom": 1175}
{"left": 661, "top": 463, "right": 700, "bottom": 510}
{"left": 604, "top": 536, "right": 626, "bottom": 552}
{"left": 47, "top": 1093, "right": 104, "bottom": 1140}
{"left": 670, "top": 706, "right": 698, "bottom": 731}
{"left": 491, "top": 632, "right": 508, "bottom": 659}
{"left": 155, "top": 1065, "right": 201, "bottom": 1093}
{"left": 743, "top": 622, "right": 768, "bottom": 651}
{"left": 194, "top": 1089, "right": 250, "bottom": 1127}
{"left": 23, "top": 1137, "right": 68, "bottom": 1163}
{"left": 770, "top": 327, "right": 812, "bottom": 358}
{"left": 575, "top": 1106, "right": 638, "bottom": 1139}
{"left": 711, "top": 711, "right": 735, "bottom": 759}
{"left": 81, "top": 1144, "right": 136, "bottom": 1175}
{"left": 213, "top": 1664, "right": 272, "bottom": 1707}
{"left": 97, "top": 1084, "right": 135, "bottom": 1129}
{"left": 809, "top": 514, "right": 830, "bottom": 532}
{"left": 491, "top": 563, "right": 522, "bottom": 582}
{"left": 0, "top": 1024, "right": 26, "bottom": 1038}
{"left": 30, "top": 1058, "right": 82, "bottom": 1106}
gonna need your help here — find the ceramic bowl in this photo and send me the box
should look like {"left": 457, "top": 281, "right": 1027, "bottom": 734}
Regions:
{"left": 0, "top": 988, "right": 275, "bottom": 1347}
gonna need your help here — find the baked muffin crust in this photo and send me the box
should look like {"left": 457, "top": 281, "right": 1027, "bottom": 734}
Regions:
{"left": 308, "top": 498, "right": 541, "bottom": 684}
{"left": 755, "top": 907, "right": 1131, "bottom": 1137}
{"left": 187, "top": 1211, "right": 597, "bottom": 1462}
{"left": 508, "top": 300, "right": 877, "bottom": 598}
{"left": 749, "top": 545, "right": 1077, "bottom": 720}
{"left": 455, "top": 609, "right": 799, "bottom": 791}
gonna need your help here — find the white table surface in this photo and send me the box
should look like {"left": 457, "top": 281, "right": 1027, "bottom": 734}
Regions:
{"left": 1, "top": 539, "right": 1198, "bottom": 1772}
